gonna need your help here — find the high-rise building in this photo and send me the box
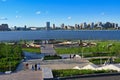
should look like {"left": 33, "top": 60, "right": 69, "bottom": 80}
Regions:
{"left": 52, "top": 24, "right": 56, "bottom": 29}
{"left": 90, "top": 22, "right": 94, "bottom": 29}
{"left": 61, "top": 23, "right": 65, "bottom": 29}
{"left": 0, "top": 24, "right": 9, "bottom": 31}
{"left": 97, "top": 22, "right": 102, "bottom": 27}
{"left": 113, "top": 23, "right": 118, "bottom": 29}
{"left": 46, "top": 22, "right": 50, "bottom": 30}
{"left": 81, "top": 22, "right": 87, "bottom": 29}
{"left": 75, "top": 24, "right": 79, "bottom": 29}
{"left": 24, "top": 25, "right": 27, "bottom": 30}
{"left": 96, "top": 22, "right": 103, "bottom": 29}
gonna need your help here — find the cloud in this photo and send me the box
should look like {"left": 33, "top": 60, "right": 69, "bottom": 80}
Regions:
{"left": 36, "top": 11, "right": 41, "bottom": 15}
{"left": 16, "top": 15, "right": 22, "bottom": 18}
{"left": 68, "top": 16, "right": 72, "bottom": 20}
{"left": 0, "top": 17, "right": 8, "bottom": 20}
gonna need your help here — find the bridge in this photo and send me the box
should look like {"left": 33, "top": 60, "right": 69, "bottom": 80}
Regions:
{"left": 0, "top": 30, "right": 120, "bottom": 41}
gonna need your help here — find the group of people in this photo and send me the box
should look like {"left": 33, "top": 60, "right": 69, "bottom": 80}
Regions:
{"left": 32, "top": 63, "right": 41, "bottom": 71}
{"left": 25, "top": 63, "right": 41, "bottom": 71}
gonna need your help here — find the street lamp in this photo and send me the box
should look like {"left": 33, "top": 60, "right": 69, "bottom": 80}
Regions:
{"left": 100, "top": 46, "right": 105, "bottom": 66}
{"left": 107, "top": 44, "right": 113, "bottom": 64}
{"left": 81, "top": 47, "right": 84, "bottom": 58}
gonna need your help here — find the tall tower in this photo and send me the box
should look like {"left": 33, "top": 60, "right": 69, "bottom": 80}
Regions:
{"left": 46, "top": 22, "right": 50, "bottom": 30}
{"left": 61, "top": 23, "right": 65, "bottom": 29}
{"left": 90, "top": 22, "right": 94, "bottom": 29}
{"left": 53, "top": 24, "right": 56, "bottom": 29}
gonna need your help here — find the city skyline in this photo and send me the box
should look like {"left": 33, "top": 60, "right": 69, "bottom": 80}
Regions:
{"left": 0, "top": 0, "right": 120, "bottom": 27}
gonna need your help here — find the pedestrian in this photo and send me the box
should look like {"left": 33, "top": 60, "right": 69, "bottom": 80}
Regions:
{"left": 73, "top": 54, "right": 76, "bottom": 58}
{"left": 70, "top": 54, "right": 71, "bottom": 59}
{"left": 35, "top": 64, "right": 37, "bottom": 71}
{"left": 37, "top": 63, "right": 41, "bottom": 70}
{"left": 26, "top": 63, "right": 29, "bottom": 69}
{"left": 32, "top": 65, "right": 34, "bottom": 71}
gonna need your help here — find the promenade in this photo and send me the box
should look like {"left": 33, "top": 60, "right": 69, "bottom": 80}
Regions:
{"left": 25, "top": 58, "right": 89, "bottom": 70}
{"left": 0, "top": 71, "right": 42, "bottom": 80}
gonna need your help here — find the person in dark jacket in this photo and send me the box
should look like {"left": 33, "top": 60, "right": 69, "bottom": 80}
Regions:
{"left": 35, "top": 64, "right": 37, "bottom": 71}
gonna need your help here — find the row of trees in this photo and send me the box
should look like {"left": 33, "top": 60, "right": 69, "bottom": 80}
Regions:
{"left": 0, "top": 43, "right": 23, "bottom": 72}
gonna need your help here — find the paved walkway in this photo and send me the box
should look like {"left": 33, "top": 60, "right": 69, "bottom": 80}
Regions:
{"left": 41, "top": 44, "right": 56, "bottom": 56}
{"left": 25, "top": 58, "right": 90, "bottom": 70}
{"left": 42, "top": 68, "right": 53, "bottom": 79}
{"left": 0, "top": 71, "right": 42, "bottom": 80}
{"left": 15, "top": 61, "right": 24, "bottom": 72}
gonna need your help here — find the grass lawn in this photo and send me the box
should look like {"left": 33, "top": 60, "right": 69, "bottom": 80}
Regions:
{"left": 22, "top": 48, "right": 41, "bottom": 53}
{"left": 89, "top": 58, "right": 120, "bottom": 65}
{"left": 55, "top": 41, "right": 120, "bottom": 57}
{"left": 52, "top": 69, "right": 117, "bottom": 77}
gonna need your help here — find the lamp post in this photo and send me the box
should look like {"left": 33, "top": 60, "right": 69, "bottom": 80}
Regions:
{"left": 81, "top": 47, "right": 84, "bottom": 58}
{"left": 107, "top": 44, "right": 113, "bottom": 64}
{"left": 100, "top": 46, "right": 104, "bottom": 66}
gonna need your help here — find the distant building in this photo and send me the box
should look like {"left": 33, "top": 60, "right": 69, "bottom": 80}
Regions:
{"left": 64, "top": 26, "right": 68, "bottom": 29}
{"left": 24, "top": 25, "right": 27, "bottom": 30}
{"left": 46, "top": 22, "right": 50, "bottom": 30}
{"left": 0, "top": 24, "right": 10, "bottom": 31}
{"left": 104, "top": 22, "right": 113, "bottom": 29}
{"left": 81, "top": 22, "right": 87, "bottom": 29}
{"left": 90, "top": 22, "right": 94, "bottom": 29}
{"left": 96, "top": 22, "right": 103, "bottom": 29}
{"left": 113, "top": 23, "right": 118, "bottom": 29}
{"left": 29, "top": 27, "right": 39, "bottom": 30}
{"left": 75, "top": 24, "right": 79, "bottom": 29}
{"left": 14, "top": 25, "right": 28, "bottom": 31}
{"left": 61, "top": 23, "right": 65, "bottom": 29}
{"left": 14, "top": 26, "right": 17, "bottom": 30}
{"left": 68, "top": 25, "right": 74, "bottom": 30}
{"left": 52, "top": 24, "right": 56, "bottom": 29}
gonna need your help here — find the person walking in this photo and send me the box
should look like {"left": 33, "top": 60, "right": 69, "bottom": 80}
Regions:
{"left": 32, "top": 65, "right": 34, "bottom": 71}
{"left": 26, "top": 63, "right": 29, "bottom": 70}
{"left": 37, "top": 63, "right": 41, "bottom": 70}
{"left": 35, "top": 64, "right": 37, "bottom": 71}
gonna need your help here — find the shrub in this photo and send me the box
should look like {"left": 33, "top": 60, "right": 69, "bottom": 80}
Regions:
{"left": 52, "top": 69, "right": 117, "bottom": 77}
{"left": 44, "top": 55, "right": 62, "bottom": 60}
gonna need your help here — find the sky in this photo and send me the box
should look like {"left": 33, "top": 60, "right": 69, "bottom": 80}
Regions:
{"left": 0, "top": 0, "right": 120, "bottom": 27}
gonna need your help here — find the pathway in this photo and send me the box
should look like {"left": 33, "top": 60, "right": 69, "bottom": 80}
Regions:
{"left": 25, "top": 58, "right": 90, "bottom": 70}
{"left": 0, "top": 71, "right": 42, "bottom": 80}
{"left": 41, "top": 44, "right": 56, "bottom": 56}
